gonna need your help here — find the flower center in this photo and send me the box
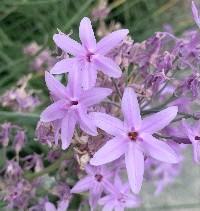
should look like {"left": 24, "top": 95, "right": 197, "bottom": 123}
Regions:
{"left": 71, "top": 100, "right": 79, "bottom": 106}
{"left": 86, "top": 52, "right": 94, "bottom": 62}
{"left": 128, "top": 131, "right": 138, "bottom": 141}
{"left": 95, "top": 174, "right": 103, "bottom": 182}
{"left": 195, "top": 136, "right": 200, "bottom": 140}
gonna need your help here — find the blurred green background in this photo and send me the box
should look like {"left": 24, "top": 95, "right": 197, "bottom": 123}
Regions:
{"left": 0, "top": 0, "right": 199, "bottom": 210}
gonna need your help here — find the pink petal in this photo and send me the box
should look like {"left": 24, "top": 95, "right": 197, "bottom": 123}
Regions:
{"left": 98, "top": 195, "right": 112, "bottom": 205}
{"left": 96, "top": 29, "right": 129, "bottom": 55}
{"left": 40, "top": 100, "right": 66, "bottom": 122}
{"left": 122, "top": 87, "right": 141, "bottom": 130}
{"left": 61, "top": 112, "right": 76, "bottom": 150}
{"left": 141, "top": 106, "right": 178, "bottom": 134}
{"left": 125, "top": 143, "right": 144, "bottom": 194}
{"left": 79, "top": 17, "right": 96, "bottom": 50}
{"left": 67, "top": 65, "right": 82, "bottom": 98}
{"left": 80, "top": 88, "right": 112, "bottom": 107}
{"left": 81, "top": 62, "right": 97, "bottom": 89}
{"left": 192, "top": 1, "right": 200, "bottom": 28}
{"left": 89, "top": 184, "right": 103, "bottom": 209}
{"left": 192, "top": 140, "right": 200, "bottom": 163}
{"left": 78, "top": 108, "right": 98, "bottom": 136}
{"left": 102, "top": 203, "right": 114, "bottom": 211}
{"left": 90, "top": 112, "right": 127, "bottom": 136}
{"left": 141, "top": 133, "right": 179, "bottom": 163}
{"left": 45, "top": 71, "right": 68, "bottom": 100}
{"left": 50, "top": 58, "right": 76, "bottom": 74}
{"left": 45, "top": 202, "right": 56, "bottom": 211}
{"left": 93, "top": 54, "right": 122, "bottom": 78}
{"left": 90, "top": 137, "right": 127, "bottom": 166}
{"left": 53, "top": 33, "right": 84, "bottom": 56}
{"left": 71, "top": 176, "right": 92, "bottom": 193}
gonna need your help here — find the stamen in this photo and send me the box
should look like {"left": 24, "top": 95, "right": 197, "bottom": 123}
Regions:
{"left": 95, "top": 174, "right": 103, "bottom": 182}
{"left": 128, "top": 132, "right": 138, "bottom": 141}
{"left": 86, "top": 52, "right": 94, "bottom": 62}
{"left": 71, "top": 101, "right": 78, "bottom": 106}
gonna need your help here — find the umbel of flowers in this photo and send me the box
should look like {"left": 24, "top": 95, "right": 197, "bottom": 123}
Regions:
{"left": 38, "top": 2, "right": 200, "bottom": 210}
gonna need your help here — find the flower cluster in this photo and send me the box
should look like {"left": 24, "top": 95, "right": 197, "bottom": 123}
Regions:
{"left": 38, "top": 2, "right": 200, "bottom": 209}
{"left": 1, "top": 1, "right": 200, "bottom": 211}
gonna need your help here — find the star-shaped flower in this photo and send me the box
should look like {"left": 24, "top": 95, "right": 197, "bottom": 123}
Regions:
{"left": 90, "top": 87, "right": 179, "bottom": 193}
{"left": 98, "top": 175, "right": 141, "bottom": 211}
{"left": 40, "top": 70, "right": 112, "bottom": 149}
{"left": 50, "top": 17, "right": 129, "bottom": 89}
{"left": 71, "top": 165, "right": 114, "bottom": 210}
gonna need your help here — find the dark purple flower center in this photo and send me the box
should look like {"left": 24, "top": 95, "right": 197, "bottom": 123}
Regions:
{"left": 86, "top": 52, "right": 94, "bottom": 62}
{"left": 128, "top": 131, "right": 138, "bottom": 141}
{"left": 195, "top": 136, "right": 200, "bottom": 140}
{"left": 71, "top": 100, "right": 79, "bottom": 106}
{"left": 95, "top": 174, "right": 103, "bottom": 182}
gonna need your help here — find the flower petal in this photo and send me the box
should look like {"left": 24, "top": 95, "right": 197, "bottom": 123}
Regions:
{"left": 71, "top": 176, "right": 92, "bottom": 193}
{"left": 96, "top": 29, "right": 129, "bottom": 55}
{"left": 89, "top": 183, "right": 103, "bottom": 209}
{"left": 79, "top": 17, "right": 96, "bottom": 50}
{"left": 67, "top": 65, "right": 82, "bottom": 98}
{"left": 61, "top": 112, "right": 76, "bottom": 150}
{"left": 80, "top": 88, "right": 112, "bottom": 107}
{"left": 192, "top": 140, "right": 200, "bottom": 163}
{"left": 45, "top": 71, "right": 68, "bottom": 99}
{"left": 102, "top": 203, "right": 114, "bottom": 211}
{"left": 90, "top": 137, "right": 127, "bottom": 166}
{"left": 45, "top": 202, "right": 56, "bottom": 211}
{"left": 93, "top": 55, "right": 122, "bottom": 78}
{"left": 78, "top": 108, "right": 98, "bottom": 136}
{"left": 141, "top": 133, "right": 179, "bottom": 163}
{"left": 192, "top": 1, "right": 200, "bottom": 28}
{"left": 40, "top": 100, "right": 66, "bottom": 122}
{"left": 122, "top": 87, "right": 142, "bottom": 130}
{"left": 81, "top": 62, "right": 97, "bottom": 89}
{"left": 90, "top": 112, "right": 126, "bottom": 136}
{"left": 53, "top": 33, "right": 84, "bottom": 56}
{"left": 50, "top": 58, "right": 76, "bottom": 74}
{"left": 141, "top": 106, "right": 178, "bottom": 134}
{"left": 125, "top": 143, "right": 144, "bottom": 194}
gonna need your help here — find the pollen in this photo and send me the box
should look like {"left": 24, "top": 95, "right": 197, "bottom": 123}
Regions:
{"left": 71, "top": 100, "right": 79, "bottom": 106}
{"left": 128, "top": 131, "right": 138, "bottom": 141}
{"left": 95, "top": 174, "right": 103, "bottom": 182}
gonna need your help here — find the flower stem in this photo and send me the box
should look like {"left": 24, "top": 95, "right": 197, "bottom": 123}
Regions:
{"left": 24, "top": 150, "right": 72, "bottom": 181}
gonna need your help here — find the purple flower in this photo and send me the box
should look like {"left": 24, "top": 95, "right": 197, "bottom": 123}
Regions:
{"left": 45, "top": 200, "right": 69, "bottom": 211}
{"left": 71, "top": 165, "right": 114, "bottom": 209}
{"left": 40, "top": 71, "right": 112, "bottom": 149}
{"left": 98, "top": 175, "right": 141, "bottom": 211}
{"left": 0, "top": 122, "right": 12, "bottom": 147}
{"left": 192, "top": 1, "right": 200, "bottom": 28}
{"left": 182, "top": 119, "right": 200, "bottom": 163}
{"left": 90, "top": 87, "right": 179, "bottom": 193}
{"left": 13, "top": 130, "right": 26, "bottom": 153}
{"left": 50, "top": 17, "right": 128, "bottom": 89}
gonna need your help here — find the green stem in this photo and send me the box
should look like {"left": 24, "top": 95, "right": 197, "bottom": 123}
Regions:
{"left": 24, "top": 151, "right": 72, "bottom": 181}
{"left": 111, "top": 78, "right": 122, "bottom": 99}
{"left": 142, "top": 94, "right": 177, "bottom": 115}
{"left": 0, "top": 111, "right": 40, "bottom": 119}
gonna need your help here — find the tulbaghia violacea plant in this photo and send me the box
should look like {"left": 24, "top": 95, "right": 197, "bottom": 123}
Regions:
{"left": 35, "top": 7, "right": 200, "bottom": 209}
{"left": 1, "top": 2, "right": 200, "bottom": 211}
